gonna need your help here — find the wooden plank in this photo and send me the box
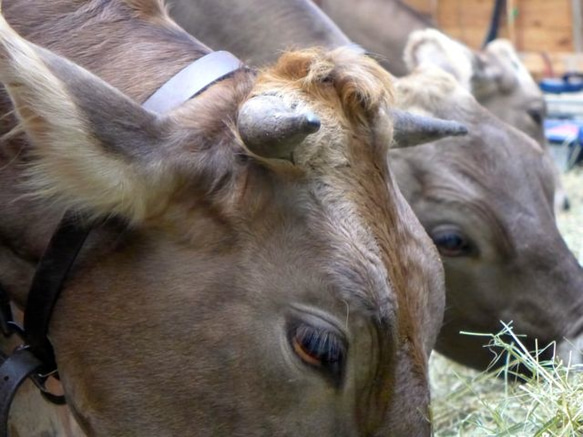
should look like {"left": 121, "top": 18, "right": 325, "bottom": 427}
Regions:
{"left": 514, "top": 0, "right": 573, "bottom": 51}
{"left": 443, "top": 27, "right": 490, "bottom": 48}
{"left": 404, "top": 0, "right": 576, "bottom": 53}
{"left": 518, "top": 0, "right": 572, "bottom": 28}
{"left": 437, "top": 0, "right": 493, "bottom": 29}
{"left": 519, "top": 27, "right": 574, "bottom": 52}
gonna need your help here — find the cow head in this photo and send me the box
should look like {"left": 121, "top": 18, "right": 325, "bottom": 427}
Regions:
{"left": 404, "top": 29, "right": 546, "bottom": 145}
{"left": 391, "top": 66, "right": 583, "bottom": 372}
{"left": 0, "top": 12, "right": 446, "bottom": 435}
{"left": 404, "top": 29, "right": 569, "bottom": 213}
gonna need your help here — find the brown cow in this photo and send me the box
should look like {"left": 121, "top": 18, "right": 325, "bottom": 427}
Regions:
{"left": 165, "top": 0, "right": 579, "bottom": 370}
{"left": 390, "top": 66, "right": 583, "bottom": 371}
{"left": 404, "top": 28, "right": 569, "bottom": 212}
{"left": 404, "top": 30, "right": 546, "bottom": 150}
{"left": 0, "top": 0, "right": 450, "bottom": 435}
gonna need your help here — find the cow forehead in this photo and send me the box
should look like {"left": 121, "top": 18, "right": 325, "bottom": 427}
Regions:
{"left": 255, "top": 150, "right": 402, "bottom": 324}
{"left": 408, "top": 129, "right": 554, "bottom": 227}
{"left": 303, "top": 175, "right": 398, "bottom": 323}
{"left": 241, "top": 49, "right": 405, "bottom": 313}
{"left": 439, "top": 130, "right": 549, "bottom": 195}
{"left": 250, "top": 47, "right": 395, "bottom": 131}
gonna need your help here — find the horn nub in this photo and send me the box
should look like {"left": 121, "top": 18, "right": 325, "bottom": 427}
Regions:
{"left": 238, "top": 95, "right": 321, "bottom": 160}
{"left": 392, "top": 110, "right": 468, "bottom": 148}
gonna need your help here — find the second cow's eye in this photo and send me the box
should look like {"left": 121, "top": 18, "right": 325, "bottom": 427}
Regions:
{"left": 526, "top": 107, "right": 544, "bottom": 126}
{"left": 430, "top": 226, "right": 473, "bottom": 257}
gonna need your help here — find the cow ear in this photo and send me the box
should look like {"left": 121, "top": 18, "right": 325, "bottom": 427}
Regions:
{"left": 479, "top": 39, "right": 522, "bottom": 94}
{"left": 404, "top": 29, "right": 477, "bottom": 92}
{"left": 0, "top": 12, "right": 186, "bottom": 223}
{"left": 470, "top": 53, "right": 511, "bottom": 98}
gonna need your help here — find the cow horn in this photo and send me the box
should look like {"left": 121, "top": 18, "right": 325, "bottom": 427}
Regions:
{"left": 392, "top": 110, "right": 468, "bottom": 148}
{"left": 238, "top": 95, "right": 321, "bottom": 160}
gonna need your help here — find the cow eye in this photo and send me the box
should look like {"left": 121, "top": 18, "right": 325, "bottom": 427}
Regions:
{"left": 430, "top": 227, "right": 473, "bottom": 257}
{"left": 289, "top": 323, "right": 346, "bottom": 385}
{"left": 527, "top": 107, "right": 544, "bottom": 126}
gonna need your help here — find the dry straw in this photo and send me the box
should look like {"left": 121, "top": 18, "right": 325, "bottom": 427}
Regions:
{"left": 431, "top": 323, "right": 583, "bottom": 436}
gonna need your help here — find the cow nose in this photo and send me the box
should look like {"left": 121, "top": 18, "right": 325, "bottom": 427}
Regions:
{"left": 562, "top": 196, "right": 571, "bottom": 211}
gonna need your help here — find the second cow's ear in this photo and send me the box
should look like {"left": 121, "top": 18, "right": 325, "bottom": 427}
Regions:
{"left": 470, "top": 54, "right": 511, "bottom": 98}
{"left": 0, "top": 12, "right": 177, "bottom": 223}
{"left": 404, "top": 29, "right": 516, "bottom": 100}
{"left": 478, "top": 39, "right": 522, "bottom": 95}
{"left": 404, "top": 29, "right": 476, "bottom": 91}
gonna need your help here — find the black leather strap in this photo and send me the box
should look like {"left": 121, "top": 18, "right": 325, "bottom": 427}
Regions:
{"left": 0, "top": 348, "right": 43, "bottom": 437}
{"left": 23, "top": 213, "right": 91, "bottom": 371}
{"left": 0, "top": 285, "right": 13, "bottom": 337}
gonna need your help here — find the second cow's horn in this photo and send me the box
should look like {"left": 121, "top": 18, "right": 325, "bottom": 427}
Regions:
{"left": 392, "top": 110, "right": 468, "bottom": 148}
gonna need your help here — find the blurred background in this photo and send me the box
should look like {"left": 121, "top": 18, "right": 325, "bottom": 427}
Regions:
{"left": 404, "top": 0, "right": 582, "bottom": 81}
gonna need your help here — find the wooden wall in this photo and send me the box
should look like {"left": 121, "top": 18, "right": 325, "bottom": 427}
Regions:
{"left": 402, "top": 0, "right": 575, "bottom": 52}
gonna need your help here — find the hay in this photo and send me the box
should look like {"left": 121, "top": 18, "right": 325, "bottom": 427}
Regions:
{"left": 431, "top": 168, "right": 583, "bottom": 437}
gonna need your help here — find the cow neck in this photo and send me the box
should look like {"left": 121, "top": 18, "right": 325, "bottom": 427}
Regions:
{"left": 0, "top": 49, "right": 245, "bottom": 434}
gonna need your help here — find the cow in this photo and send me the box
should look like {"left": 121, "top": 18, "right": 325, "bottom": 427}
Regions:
{"left": 0, "top": 0, "right": 455, "bottom": 435}
{"left": 404, "top": 29, "right": 570, "bottom": 213}
{"left": 390, "top": 65, "right": 583, "bottom": 371}
{"left": 164, "top": 0, "right": 579, "bottom": 369}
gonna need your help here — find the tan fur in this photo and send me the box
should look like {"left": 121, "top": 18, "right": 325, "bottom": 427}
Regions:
{"left": 122, "top": 0, "right": 167, "bottom": 16}
{"left": 0, "top": 18, "right": 172, "bottom": 222}
{"left": 255, "top": 48, "right": 394, "bottom": 128}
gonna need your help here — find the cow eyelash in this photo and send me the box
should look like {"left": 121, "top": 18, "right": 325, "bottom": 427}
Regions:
{"left": 289, "top": 323, "right": 346, "bottom": 385}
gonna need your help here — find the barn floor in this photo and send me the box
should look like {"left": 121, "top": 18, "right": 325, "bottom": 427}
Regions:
{"left": 430, "top": 167, "right": 583, "bottom": 436}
